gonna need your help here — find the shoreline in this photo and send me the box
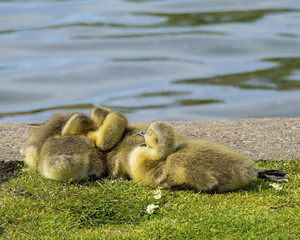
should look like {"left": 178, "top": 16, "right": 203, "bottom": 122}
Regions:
{"left": 1, "top": 118, "right": 299, "bottom": 183}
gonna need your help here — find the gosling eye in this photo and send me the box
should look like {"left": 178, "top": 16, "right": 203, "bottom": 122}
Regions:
{"left": 148, "top": 129, "right": 153, "bottom": 134}
{"left": 155, "top": 138, "right": 158, "bottom": 143}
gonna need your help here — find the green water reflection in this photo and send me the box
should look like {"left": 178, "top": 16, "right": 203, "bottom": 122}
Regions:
{"left": 173, "top": 58, "right": 300, "bottom": 90}
{"left": 0, "top": 104, "right": 94, "bottom": 119}
{"left": 108, "top": 91, "right": 190, "bottom": 100}
{"left": 105, "top": 99, "right": 224, "bottom": 114}
{"left": 104, "top": 91, "right": 223, "bottom": 113}
{"left": 138, "top": 9, "right": 296, "bottom": 27}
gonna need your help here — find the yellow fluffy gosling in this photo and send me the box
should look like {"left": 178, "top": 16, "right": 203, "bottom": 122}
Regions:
{"left": 129, "top": 121, "right": 259, "bottom": 193}
{"left": 38, "top": 135, "right": 105, "bottom": 181}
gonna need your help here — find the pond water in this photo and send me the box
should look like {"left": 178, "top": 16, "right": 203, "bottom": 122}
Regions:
{"left": 1, "top": 0, "right": 300, "bottom": 122}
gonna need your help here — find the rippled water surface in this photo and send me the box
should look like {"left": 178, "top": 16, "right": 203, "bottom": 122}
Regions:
{"left": 1, "top": 0, "right": 300, "bottom": 122}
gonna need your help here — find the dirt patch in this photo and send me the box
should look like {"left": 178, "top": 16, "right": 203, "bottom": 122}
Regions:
{"left": 0, "top": 160, "right": 24, "bottom": 184}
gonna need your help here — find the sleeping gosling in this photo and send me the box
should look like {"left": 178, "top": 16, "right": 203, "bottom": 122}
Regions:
{"left": 22, "top": 113, "right": 74, "bottom": 170}
{"left": 22, "top": 113, "right": 97, "bottom": 172}
{"left": 129, "top": 121, "right": 288, "bottom": 193}
{"left": 38, "top": 135, "right": 105, "bottom": 181}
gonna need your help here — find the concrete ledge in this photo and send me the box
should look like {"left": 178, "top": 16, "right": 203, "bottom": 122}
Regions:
{"left": 1, "top": 118, "right": 300, "bottom": 163}
{"left": 170, "top": 118, "right": 300, "bottom": 160}
{"left": 0, "top": 118, "right": 299, "bottom": 183}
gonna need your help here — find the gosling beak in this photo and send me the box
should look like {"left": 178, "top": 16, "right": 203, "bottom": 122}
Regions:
{"left": 138, "top": 131, "right": 147, "bottom": 137}
{"left": 138, "top": 131, "right": 147, "bottom": 147}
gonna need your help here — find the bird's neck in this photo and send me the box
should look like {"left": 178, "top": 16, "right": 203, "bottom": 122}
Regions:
{"left": 139, "top": 147, "right": 161, "bottom": 161}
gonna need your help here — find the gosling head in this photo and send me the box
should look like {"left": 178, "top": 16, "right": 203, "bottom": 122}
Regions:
{"left": 62, "top": 113, "right": 97, "bottom": 136}
{"left": 138, "top": 121, "right": 177, "bottom": 158}
{"left": 91, "top": 107, "right": 112, "bottom": 127}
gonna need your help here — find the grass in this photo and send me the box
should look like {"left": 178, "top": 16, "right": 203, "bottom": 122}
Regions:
{"left": 0, "top": 159, "right": 299, "bottom": 239}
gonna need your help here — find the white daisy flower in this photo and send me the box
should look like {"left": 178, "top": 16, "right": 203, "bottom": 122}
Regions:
{"left": 146, "top": 204, "right": 159, "bottom": 214}
{"left": 269, "top": 183, "right": 283, "bottom": 191}
{"left": 154, "top": 188, "right": 162, "bottom": 195}
{"left": 154, "top": 193, "right": 162, "bottom": 200}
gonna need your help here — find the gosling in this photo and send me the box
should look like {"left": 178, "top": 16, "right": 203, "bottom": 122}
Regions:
{"left": 38, "top": 135, "right": 105, "bottom": 181}
{"left": 129, "top": 121, "right": 288, "bottom": 193}
{"left": 21, "top": 113, "right": 97, "bottom": 176}
{"left": 22, "top": 113, "right": 96, "bottom": 170}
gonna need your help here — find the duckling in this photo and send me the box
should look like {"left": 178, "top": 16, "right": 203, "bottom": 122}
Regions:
{"left": 22, "top": 113, "right": 97, "bottom": 171}
{"left": 38, "top": 135, "right": 105, "bottom": 181}
{"left": 128, "top": 121, "right": 178, "bottom": 188}
{"left": 129, "top": 121, "right": 288, "bottom": 193}
{"left": 21, "top": 113, "right": 74, "bottom": 170}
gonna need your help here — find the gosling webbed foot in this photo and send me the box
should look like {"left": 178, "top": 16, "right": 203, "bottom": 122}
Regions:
{"left": 257, "top": 169, "right": 289, "bottom": 182}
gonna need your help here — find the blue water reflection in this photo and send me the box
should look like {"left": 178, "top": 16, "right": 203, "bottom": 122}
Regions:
{"left": 0, "top": 0, "right": 300, "bottom": 122}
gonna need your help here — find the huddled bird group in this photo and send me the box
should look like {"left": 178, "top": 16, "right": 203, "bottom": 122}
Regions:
{"left": 21, "top": 107, "right": 288, "bottom": 193}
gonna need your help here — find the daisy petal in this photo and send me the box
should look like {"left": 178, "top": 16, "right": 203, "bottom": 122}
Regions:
{"left": 154, "top": 193, "right": 162, "bottom": 199}
{"left": 269, "top": 183, "right": 283, "bottom": 191}
{"left": 154, "top": 188, "right": 162, "bottom": 195}
{"left": 146, "top": 204, "right": 159, "bottom": 214}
